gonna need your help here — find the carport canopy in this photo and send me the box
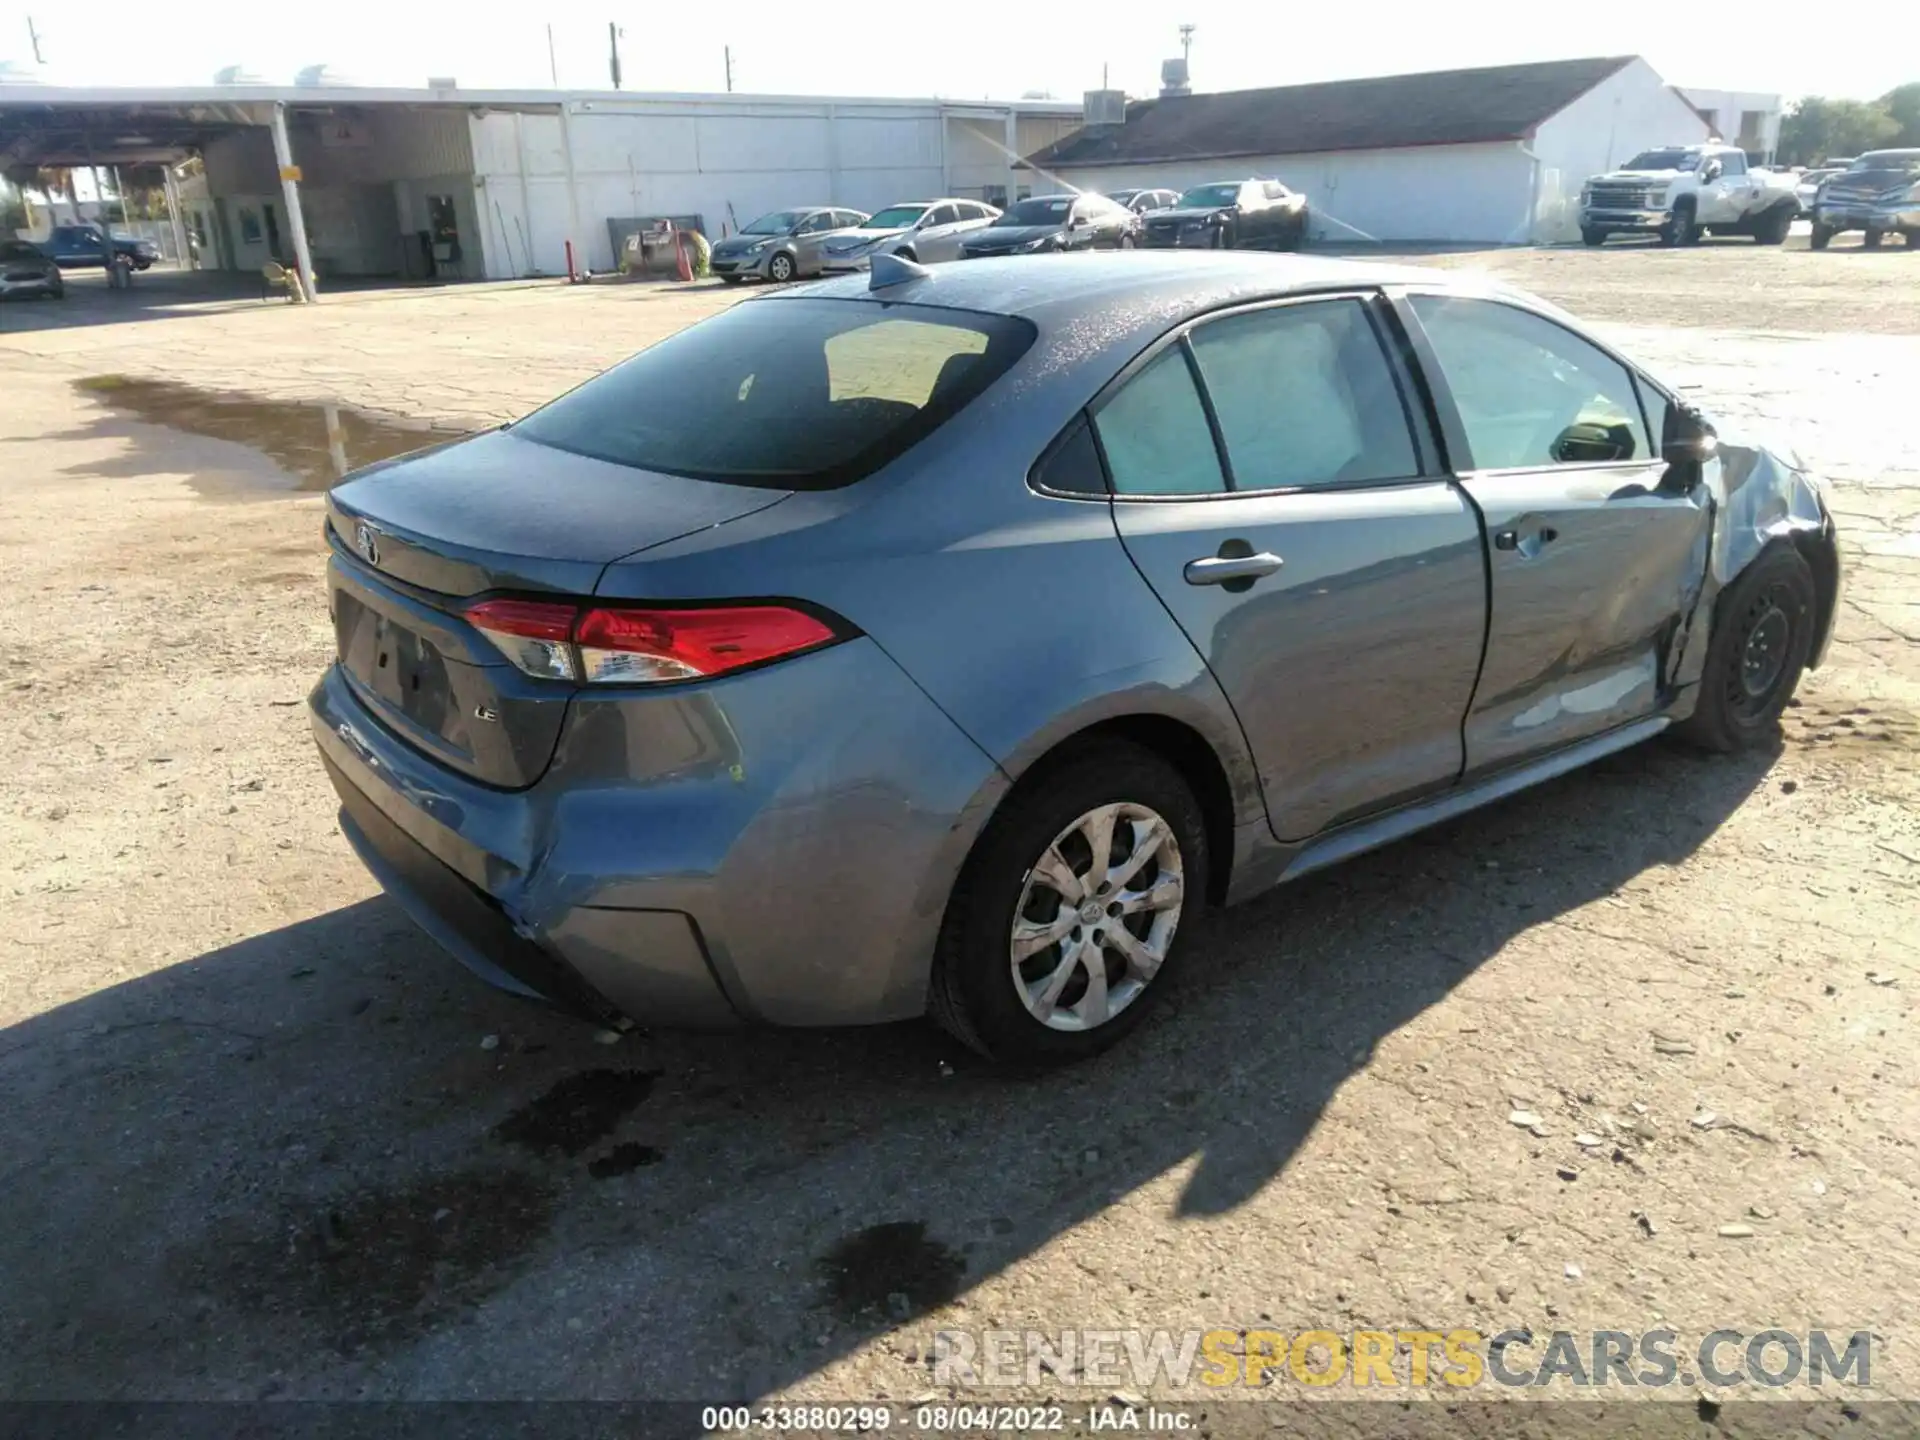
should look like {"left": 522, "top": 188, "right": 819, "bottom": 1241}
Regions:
{"left": 1, "top": 83, "right": 564, "bottom": 299}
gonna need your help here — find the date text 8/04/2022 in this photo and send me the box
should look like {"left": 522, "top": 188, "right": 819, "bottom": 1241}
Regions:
{"left": 702, "top": 1405, "right": 1186, "bottom": 1432}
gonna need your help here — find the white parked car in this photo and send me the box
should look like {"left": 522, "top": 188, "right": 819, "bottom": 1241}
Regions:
{"left": 818, "top": 200, "right": 1000, "bottom": 271}
{"left": 1579, "top": 144, "right": 1801, "bottom": 246}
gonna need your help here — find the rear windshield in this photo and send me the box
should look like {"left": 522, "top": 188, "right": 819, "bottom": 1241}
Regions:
{"left": 512, "top": 298, "right": 1035, "bottom": 490}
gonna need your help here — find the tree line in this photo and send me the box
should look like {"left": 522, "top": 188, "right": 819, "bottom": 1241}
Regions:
{"left": 1778, "top": 84, "right": 1920, "bottom": 165}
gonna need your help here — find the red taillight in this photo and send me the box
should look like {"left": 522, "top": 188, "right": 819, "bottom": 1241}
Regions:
{"left": 467, "top": 598, "right": 581, "bottom": 681}
{"left": 464, "top": 599, "right": 842, "bottom": 685}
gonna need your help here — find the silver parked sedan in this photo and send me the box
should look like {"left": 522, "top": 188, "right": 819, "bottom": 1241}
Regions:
{"left": 313, "top": 252, "right": 1840, "bottom": 1065}
{"left": 818, "top": 199, "right": 1000, "bottom": 271}
{"left": 707, "top": 206, "right": 869, "bottom": 284}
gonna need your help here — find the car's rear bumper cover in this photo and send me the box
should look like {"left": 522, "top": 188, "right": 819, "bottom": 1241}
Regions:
{"left": 311, "top": 635, "right": 1008, "bottom": 1028}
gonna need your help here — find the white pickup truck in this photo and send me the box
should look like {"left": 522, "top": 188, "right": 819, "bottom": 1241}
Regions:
{"left": 1580, "top": 143, "right": 1801, "bottom": 247}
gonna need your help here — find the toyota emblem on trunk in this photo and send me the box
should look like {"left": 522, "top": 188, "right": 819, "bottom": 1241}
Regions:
{"left": 354, "top": 520, "right": 380, "bottom": 567}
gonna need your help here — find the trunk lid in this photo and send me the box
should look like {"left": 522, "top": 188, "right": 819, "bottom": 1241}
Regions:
{"left": 325, "top": 430, "right": 791, "bottom": 787}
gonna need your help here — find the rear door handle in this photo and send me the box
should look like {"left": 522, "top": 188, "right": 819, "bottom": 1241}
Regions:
{"left": 1184, "top": 552, "right": 1284, "bottom": 586}
{"left": 1494, "top": 526, "right": 1558, "bottom": 553}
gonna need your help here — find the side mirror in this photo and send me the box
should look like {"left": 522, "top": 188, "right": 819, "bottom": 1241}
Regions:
{"left": 1701, "top": 160, "right": 1723, "bottom": 182}
{"left": 1070, "top": 214, "right": 1090, "bottom": 229}
{"left": 1662, "top": 402, "right": 1719, "bottom": 465}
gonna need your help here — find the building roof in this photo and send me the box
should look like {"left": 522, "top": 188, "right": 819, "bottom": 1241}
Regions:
{"left": 0, "top": 83, "right": 1079, "bottom": 165}
{"left": 1024, "top": 56, "right": 1640, "bottom": 171}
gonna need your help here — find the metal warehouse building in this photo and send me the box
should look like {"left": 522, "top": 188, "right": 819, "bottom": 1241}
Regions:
{"left": 1023, "top": 56, "right": 1719, "bottom": 245}
{"left": 0, "top": 80, "right": 1082, "bottom": 292}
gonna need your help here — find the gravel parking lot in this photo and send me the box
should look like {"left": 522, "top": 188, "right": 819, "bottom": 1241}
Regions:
{"left": 1, "top": 245, "right": 1916, "bottom": 1422}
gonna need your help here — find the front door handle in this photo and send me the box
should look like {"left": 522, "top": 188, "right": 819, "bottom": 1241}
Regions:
{"left": 1184, "top": 552, "right": 1284, "bottom": 586}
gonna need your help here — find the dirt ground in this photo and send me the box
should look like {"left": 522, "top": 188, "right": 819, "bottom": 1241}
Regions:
{"left": 0, "top": 244, "right": 1916, "bottom": 1423}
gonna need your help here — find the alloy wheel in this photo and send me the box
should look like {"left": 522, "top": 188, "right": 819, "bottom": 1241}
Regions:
{"left": 1009, "top": 802, "right": 1184, "bottom": 1032}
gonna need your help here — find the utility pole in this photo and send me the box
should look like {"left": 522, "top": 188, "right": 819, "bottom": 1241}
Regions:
{"left": 27, "top": 15, "right": 45, "bottom": 63}
{"left": 607, "top": 21, "right": 623, "bottom": 90}
{"left": 724, "top": 45, "right": 733, "bottom": 93}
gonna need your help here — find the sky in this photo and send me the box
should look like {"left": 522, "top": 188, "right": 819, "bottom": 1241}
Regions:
{"left": 0, "top": 0, "right": 1909, "bottom": 104}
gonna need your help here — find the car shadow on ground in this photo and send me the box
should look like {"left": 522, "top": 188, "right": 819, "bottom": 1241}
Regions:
{"left": 0, "top": 737, "right": 1771, "bottom": 1401}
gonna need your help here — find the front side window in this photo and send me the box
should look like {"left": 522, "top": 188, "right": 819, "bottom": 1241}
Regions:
{"left": 1092, "top": 348, "right": 1226, "bottom": 497}
{"left": 1408, "top": 296, "right": 1652, "bottom": 470}
{"left": 1717, "top": 151, "right": 1748, "bottom": 176}
{"left": 513, "top": 299, "right": 1033, "bottom": 490}
{"left": 1188, "top": 300, "right": 1418, "bottom": 491}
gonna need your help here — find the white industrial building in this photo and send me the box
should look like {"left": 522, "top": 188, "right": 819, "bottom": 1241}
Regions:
{"left": 0, "top": 80, "right": 1081, "bottom": 292}
{"left": 1, "top": 57, "right": 1781, "bottom": 296}
{"left": 1025, "top": 56, "right": 1718, "bottom": 245}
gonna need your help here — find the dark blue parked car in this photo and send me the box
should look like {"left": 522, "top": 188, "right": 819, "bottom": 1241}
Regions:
{"left": 39, "top": 223, "right": 161, "bottom": 270}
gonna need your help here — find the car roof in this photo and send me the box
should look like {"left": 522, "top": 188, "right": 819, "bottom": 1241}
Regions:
{"left": 1856, "top": 149, "right": 1920, "bottom": 162}
{"left": 772, "top": 251, "right": 1508, "bottom": 342}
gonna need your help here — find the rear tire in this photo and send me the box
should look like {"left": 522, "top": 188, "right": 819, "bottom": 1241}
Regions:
{"left": 1864, "top": 228, "right": 1885, "bottom": 250}
{"left": 1672, "top": 546, "right": 1816, "bottom": 754}
{"left": 929, "top": 741, "right": 1208, "bottom": 1067}
{"left": 1810, "top": 223, "right": 1834, "bottom": 250}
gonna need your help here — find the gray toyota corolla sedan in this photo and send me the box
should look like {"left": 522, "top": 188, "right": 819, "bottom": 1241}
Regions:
{"left": 312, "top": 251, "right": 1840, "bottom": 1065}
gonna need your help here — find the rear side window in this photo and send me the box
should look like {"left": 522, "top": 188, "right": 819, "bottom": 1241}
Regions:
{"left": 513, "top": 298, "right": 1034, "bottom": 489}
{"left": 1092, "top": 348, "right": 1226, "bottom": 497}
{"left": 1188, "top": 299, "right": 1418, "bottom": 490}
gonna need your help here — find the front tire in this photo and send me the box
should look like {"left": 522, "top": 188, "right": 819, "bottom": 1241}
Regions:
{"left": 1864, "top": 228, "right": 1885, "bottom": 250}
{"left": 766, "top": 251, "right": 796, "bottom": 282}
{"left": 1810, "top": 222, "right": 1834, "bottom": 250}
{"left": 929, "top": 741, "right": 1208, "bottom": 1066}
{"left": 1754, "top": 206, "right": 1792, "bottom": 245}
{"left": 1660, "top": 202, "right": 1700, "bottom": 246}
{"left": 1673, "top": 546, "right": 1817, "bottom": 753}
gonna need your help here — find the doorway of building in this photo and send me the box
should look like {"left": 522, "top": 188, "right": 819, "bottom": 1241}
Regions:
{"left": 427, "top": 194, "right": 462, "bottom": 276}
{"left": 262, "top": 202, "right": 283, "bottom": 263}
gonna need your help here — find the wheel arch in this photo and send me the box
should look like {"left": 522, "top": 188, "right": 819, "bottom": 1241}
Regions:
{"left": 1793, "top": 527, "right": 1842, "bottom": 670}
{"left": 988, "top": 712, "right": 1242, "bottom": 906}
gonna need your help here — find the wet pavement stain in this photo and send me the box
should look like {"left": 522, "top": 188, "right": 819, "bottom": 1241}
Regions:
{"left": 205, "top": 1168, "right": 556, "bottom": 1350}
{"left": 817, "top": 1220, "right": 966, "bottom": 1322}
{"left": 74, "top": 374, "right": 466, "bottom": 490}
{"left": 588, "top": 1142, "right": 665, "bottom": 1179}
{"left": 493, "top": 1069, "right": 664, "bottom": 1157}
